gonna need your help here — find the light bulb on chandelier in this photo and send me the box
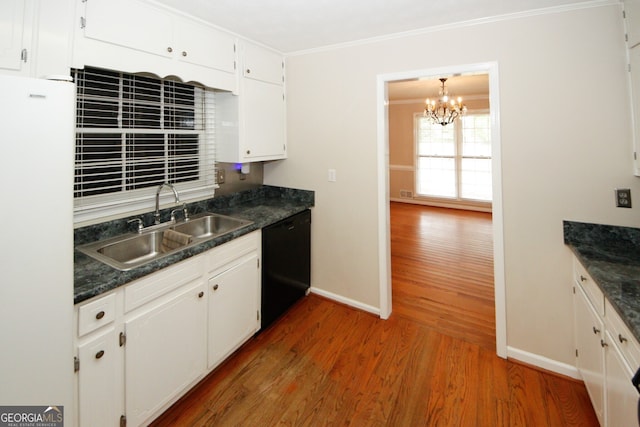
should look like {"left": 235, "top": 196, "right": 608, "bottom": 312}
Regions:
{"left": 424, "top": 78, "right": 467, "bottom": 126}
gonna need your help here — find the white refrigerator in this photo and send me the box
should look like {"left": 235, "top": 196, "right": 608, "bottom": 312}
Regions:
{"left": 0, "top": 76, "right": 75, "bottom": 421}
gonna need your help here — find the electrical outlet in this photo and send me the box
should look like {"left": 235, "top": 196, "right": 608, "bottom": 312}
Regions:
{"left": 615, "top": 188, "right": 632, "bottom": 208}
{"left": 216, "top": 168, "right": 225, "bottom": 184}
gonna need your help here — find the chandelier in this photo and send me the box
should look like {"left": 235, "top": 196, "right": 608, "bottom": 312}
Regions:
{"left": 424, "top": 78, "right": 467, "bottom": 126}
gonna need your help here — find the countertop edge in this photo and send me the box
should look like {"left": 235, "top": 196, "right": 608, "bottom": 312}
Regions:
{"left": 74, "top": 186, "right": 314, "bottom": 304}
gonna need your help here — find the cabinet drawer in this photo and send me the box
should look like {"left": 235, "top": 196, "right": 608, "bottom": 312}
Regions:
{"left": 206, "top": 231, "right": 260, "bottom": 273}
{"left": 574, "top": 258, "right": 604, "bottom": 316}
{"left": 606, "top": 299, "right": 640, "bottom": 370}
{"left": 78, "top": 293, "right": 116, "bottom": 337}
{"left": 124, "top": 256, "right": 203, "bottom": 313}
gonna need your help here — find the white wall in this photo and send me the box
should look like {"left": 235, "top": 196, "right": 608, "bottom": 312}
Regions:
{"left": 265, "top": 3, "right": 640, "bottom": 366}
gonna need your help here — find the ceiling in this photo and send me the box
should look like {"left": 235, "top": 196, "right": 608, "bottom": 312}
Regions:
{"left": 388, "top": 74, "right": 489, "bottom": 101}
{"left": 153, "top": 0, "right": 597, "bottom": 53}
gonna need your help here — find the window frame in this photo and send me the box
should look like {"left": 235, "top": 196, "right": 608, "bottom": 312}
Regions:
{"left": 73, "top": 67, "right": 218, "bottom": 226}
{"left": 414, "top": 109, "right": 492, "bottom": 206}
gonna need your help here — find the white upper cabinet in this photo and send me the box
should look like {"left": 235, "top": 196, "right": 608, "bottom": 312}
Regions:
{"left": 72, "top": 0, "right": 237, "bottom": 91}
{"left": 83, "top": 0, "right": 173, "bottom": 59}
{"left": 243, "top": 42, "right": 284, "bottom": 85}
{"left": 217, "top": 41, "right": 287, "bottom": 163}
{"left": 0, "top": 0, "right": 33, "bottom": 75}
{"left": 173, "top": 15, "right": 236, "bottom": 74}
{"left": 624, "top": 0, "right": 640, "bottom": 48}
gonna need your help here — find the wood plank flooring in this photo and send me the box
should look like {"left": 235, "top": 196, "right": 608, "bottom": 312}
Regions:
{"left": 390, "top": 202, "right": 495, "bottom": 350}
{"left": 150, "top": 203, "right": 598, "bottom": 426}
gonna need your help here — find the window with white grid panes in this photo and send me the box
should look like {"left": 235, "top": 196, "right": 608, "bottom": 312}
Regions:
{"left": 416, "top": 112, "right": 492, "bottom": 202}
{"left": 73, "top": 67, "right": 217, "bottom": 223}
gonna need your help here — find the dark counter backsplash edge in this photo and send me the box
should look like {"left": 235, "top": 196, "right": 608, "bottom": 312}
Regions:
{"left": 563, "top": 220, "right": 640, "bottom": 250}
{"left": 74, "top": 185, "right": 314, "bottom": 245}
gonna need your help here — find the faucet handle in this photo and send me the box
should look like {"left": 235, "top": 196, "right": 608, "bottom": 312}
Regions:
{"left": 127, "top": 217, "right": 144, "bottom": 233}
{"left": 171, "top": 204, "right": 189, "bottom": 222}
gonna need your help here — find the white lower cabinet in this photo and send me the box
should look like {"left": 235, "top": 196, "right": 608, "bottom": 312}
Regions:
{"left": 573, "top": 256, "right": 640, "bottom": 427}
{"left": 208, "top": 252, "right": 260, "bottom": 369}
{"left": 77, "top": 326, "right": 123, "bottom": 427}
{"left": 125, "top": 280, "right": 206, "bottom": 427}
{"left": 604, "top": 330, "right": 639, "bottom": 427}
{"left": 74, "top": 231, "right": 261, "bottom": 426}
{"left": 574, "top": 283, "right": 606, "bottom": 425}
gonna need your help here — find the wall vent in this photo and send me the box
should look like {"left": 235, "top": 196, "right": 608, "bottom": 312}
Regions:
{"left": 400, "top": 190, "right": 413, "bottom": 198}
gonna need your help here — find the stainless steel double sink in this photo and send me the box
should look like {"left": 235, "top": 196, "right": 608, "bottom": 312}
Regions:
{"left": 76, "top": 212, "right": 253, "bottom": 271}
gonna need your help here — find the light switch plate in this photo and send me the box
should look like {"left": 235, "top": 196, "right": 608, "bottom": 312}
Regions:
{"left": 615, "top": 188, "right": 632, "bottom": 208}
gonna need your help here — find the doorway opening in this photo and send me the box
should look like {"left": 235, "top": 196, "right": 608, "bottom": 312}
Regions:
{"left": 376, "top": 63, "right": 506, "bottom": 357}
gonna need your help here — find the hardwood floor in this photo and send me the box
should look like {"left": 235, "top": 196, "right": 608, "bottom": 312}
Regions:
{"left": 390, "top": 202, "right": 495, "bottom": 350}
{"left": 151, "top": 203, "right": 598, "bottom": 426}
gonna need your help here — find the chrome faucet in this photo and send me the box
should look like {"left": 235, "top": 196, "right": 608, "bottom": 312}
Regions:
{"left": 154, "top": 182, "right": 180, "bottom": 224}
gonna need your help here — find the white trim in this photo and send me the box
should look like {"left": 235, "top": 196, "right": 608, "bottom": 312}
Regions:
{"left": 377, "top": 61, "right": 507, "bottom": 358}
{"left": 507, "top": 346, "right": 582, "bottom": 380}
{"left": 287, "top": 0, "right": 616, "bottom": 56}
{"left": 309, "top": 287, "right": 381, "bottom": 316}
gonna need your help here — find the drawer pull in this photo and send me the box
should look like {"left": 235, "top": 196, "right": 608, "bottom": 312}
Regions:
{"left": 198, "top": 291, "right": 204, "bottom": 298}
{"left": 213, "top": 284, "right": 219, "bottom": 291}
{"left": 580, "top": 275, "right": 587, "bottom": 282}
{"left": 95, "top": 311, "right": 105, "bottom": 320}
{"left": 600, "top": 339, "right": 608, "bottom": 348}
{"left": 95, "top": 350, "right": 105, "bottom": 359}
{"left": 619, "top": 334, "right": 628, "bottom": 344}
{"left": 167, "top": 47, "right": 173, "bottom": 53}
{"left": 182, "top": 51, "right": 187, "bottom": 57}
{"left": 592, "top": 326, "right": 600, "bottom": 334}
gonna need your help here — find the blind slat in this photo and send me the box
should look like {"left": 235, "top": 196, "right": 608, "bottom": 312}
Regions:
{"left": 73, "top": 66, "right": 216, "bottom": 207}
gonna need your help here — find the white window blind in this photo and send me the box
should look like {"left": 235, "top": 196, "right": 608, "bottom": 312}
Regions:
{"left": 416, "top": 113, "right": 492, "bottom": 203}
{"left": 73, "top": 67, "right": 217, "bottom": 224}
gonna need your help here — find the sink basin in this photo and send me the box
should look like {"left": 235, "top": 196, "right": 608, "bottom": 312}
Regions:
{"left": 97, "top": 230, "right": 166, "bottom": 267}
{"left": 173, "top": 213, "right": 250, "bottom": 239}
{"left": 76, "top": 212, "right": 253, "bottom": 271}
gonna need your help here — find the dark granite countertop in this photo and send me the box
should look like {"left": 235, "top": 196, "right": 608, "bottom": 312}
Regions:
{"left": 74, "top": 185, "right": 314, "bottom": 304}
{"left": 564, "top": 220, "right": 640, "bottom": 343}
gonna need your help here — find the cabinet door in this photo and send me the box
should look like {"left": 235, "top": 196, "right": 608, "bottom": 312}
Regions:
{"left": 0, "top": 0, "right": 29, "bottom": 73}
{"left": 174, "top": 18, "right": 236, "bottom": 73}
{"left": 242, "top": 79, "right": 286, "bottom": 160}
{"left": 125, "top": 281, "right": 206, "bottom": 427}
{"left": 84, "top": 0, "right": 173, "bottom": 59}
{"left": 575, "top": 284, "right": 606, "bottom": 426}
{"left": 243, "top": 43, "right": 283, "bottom": 85}
{"left": 605, "top": 331, "right": 639, "bottom": 427}
{"left": 208, "top": 254, "right": 260, "bottom": 369}
{"left": 625, "top": 0, "right": 640, "bottom": 48}
{"left": 630, "top": 45, "right": 640, "bottom": 176}
{"left": 77, "top": 327, "right": 123, "bottom": 427}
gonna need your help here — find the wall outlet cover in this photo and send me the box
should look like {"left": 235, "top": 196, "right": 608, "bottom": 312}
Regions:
{"left": 615, "top": 188, "right": 632, "bottom": 208}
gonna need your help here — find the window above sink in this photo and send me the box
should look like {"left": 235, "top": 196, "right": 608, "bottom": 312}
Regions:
{"left": 73, "top": 66, "right": 221, "bottom": 226}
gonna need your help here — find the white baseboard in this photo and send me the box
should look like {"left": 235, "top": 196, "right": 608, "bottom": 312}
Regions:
{"left": 309, "top": 287, "right": 381, "bottom": 316}
{"left": 507, "top": 346, "right": 581, "bottom": 380}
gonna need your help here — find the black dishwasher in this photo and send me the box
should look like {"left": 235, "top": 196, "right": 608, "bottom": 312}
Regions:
{"left": 261, "top": 209, "right": 311, "bottom": 330}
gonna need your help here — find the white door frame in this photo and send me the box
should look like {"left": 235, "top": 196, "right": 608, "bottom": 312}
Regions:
{"left": 375, "top": 62, "right": 507, "bottom": 358}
